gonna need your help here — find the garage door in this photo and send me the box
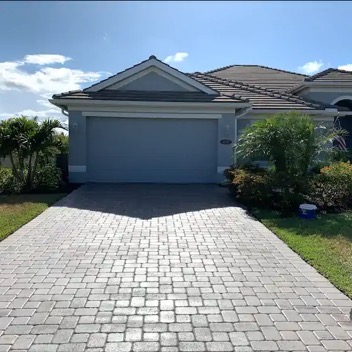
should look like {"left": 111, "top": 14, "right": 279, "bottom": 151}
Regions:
{"left": 86, "top": 117, "right": 218, "bottom": 183}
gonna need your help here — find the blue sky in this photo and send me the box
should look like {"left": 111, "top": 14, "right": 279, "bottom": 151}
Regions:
{"left": 0, "top": 1, "right": 351, "bottom": 123}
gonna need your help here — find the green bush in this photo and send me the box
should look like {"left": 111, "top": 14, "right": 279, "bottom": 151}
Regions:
{"left": 226, "top": 167, "right": 306, "bottom": 214}
{"left": 227, "top": 168, "right": 273, "bottom": 208}
{"left": 0, "top": 167, "right": 23, "bottom": 194}
{"left": 35, "top": 163, "right": 63, "bottom": 191}
{"left": 307, "top": 162, "right": 352, "bottom": 211}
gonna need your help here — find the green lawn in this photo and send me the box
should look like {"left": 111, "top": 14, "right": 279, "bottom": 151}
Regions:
{"left": 253, "top": 209, "right": 352, "bottom": 299}
{"left": 0, "top": 193, "right": 66, "bottom": 241}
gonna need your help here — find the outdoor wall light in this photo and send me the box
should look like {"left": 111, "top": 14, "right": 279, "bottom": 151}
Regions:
{"left": 71, "top": 122, "right": 78, "bottom": 134}
{"left": 224, "top": 124, "right": 230, "bottom": 137}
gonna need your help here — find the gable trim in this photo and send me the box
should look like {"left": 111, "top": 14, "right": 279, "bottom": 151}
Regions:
{"left": 331, "top": 96, "right": 352, "bottom": 105}
{"left": 85, "top": 57, "right": 218, "bottom": 95}
{"left": 105, "top": 66, "right": 198, "bottom": 92}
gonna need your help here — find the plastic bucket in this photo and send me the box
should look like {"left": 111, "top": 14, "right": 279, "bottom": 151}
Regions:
{"left": 299, "top": 204, "right": 317, "bottom": 219}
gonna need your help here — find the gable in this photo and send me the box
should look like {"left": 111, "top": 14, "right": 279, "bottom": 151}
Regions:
{"left": 106, "top": 71, "right": 192, "bottom": 92}
{"left": 85, "top": 56, "right": 217, "bottom": 95}
{"left": 305, "top": 69, "right": 352, "bottom": 83}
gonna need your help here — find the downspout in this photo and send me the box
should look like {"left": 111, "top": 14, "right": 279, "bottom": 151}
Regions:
{"left": 61, "top": 107, "right": 69, "bottom": 117}
{"left": 233, "top": 106, "right": 252, "bottom": 165}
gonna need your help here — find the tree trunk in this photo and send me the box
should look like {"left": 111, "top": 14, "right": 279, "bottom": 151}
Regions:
{"left": 9, "top": 153, "right": 20, "bottom": 180}
{"left": 30, "top": 152, "right": 39, "bottom": 189}
{"left": 26, "top": 153, "right": 33, "bottom": 190}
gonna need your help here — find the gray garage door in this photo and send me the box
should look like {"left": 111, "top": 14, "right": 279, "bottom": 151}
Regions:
{"left": 86, "top": 117, "right": 218, "bottom": 183}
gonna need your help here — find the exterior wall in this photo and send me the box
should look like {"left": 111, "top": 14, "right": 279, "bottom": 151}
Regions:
{"left": 107, "top": 72, "right": 189, "bottom": 91}
{"left": 0, "top": 156, "right": 12, "bottom": 168}
{"left": 68, "top": 110, "right": 87, "bottom": 183}
{"left": 217, "top": 113, "right": 236, "bottom": 172}
{"left": 297, "top": 90, "right": 352, "bottom": 105}
{"left": 68, "top": 110, "right": 237, "bottom": 184}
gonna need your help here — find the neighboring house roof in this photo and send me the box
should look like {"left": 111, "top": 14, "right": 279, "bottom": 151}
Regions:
{"left": 191, "top": 72, "right": 328, "bottom": 110}
{"left": 304, "top": 68, "right": 352, "bottom": 83}
{"left": 205, "top": 65, "right": 307, "bottom": 92}
{"left": 52, "top": 90, "right": 248, "bottom": 104}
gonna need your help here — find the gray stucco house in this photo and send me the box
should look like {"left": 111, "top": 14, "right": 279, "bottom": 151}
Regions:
{"left": 50, "top": 56, "right": 352, "bottom": 184}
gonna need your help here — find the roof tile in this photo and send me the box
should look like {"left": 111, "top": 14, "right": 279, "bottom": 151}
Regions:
{"left": 205, "top": 64, "right": 306, "bottom": 92}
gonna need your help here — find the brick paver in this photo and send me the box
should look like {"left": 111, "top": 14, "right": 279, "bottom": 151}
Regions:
{"left": 0, "top": 184, "right": 352, "bottom": 351}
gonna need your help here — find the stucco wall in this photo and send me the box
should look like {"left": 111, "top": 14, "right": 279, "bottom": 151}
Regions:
{"left": 107, "top": 72, "right": 189, "bottom": 91}
{"left": 68, "top": 111, "right": 87, "bottom": 183}
{"left": 0, "top": 156, "right": 12, "bottom": 168}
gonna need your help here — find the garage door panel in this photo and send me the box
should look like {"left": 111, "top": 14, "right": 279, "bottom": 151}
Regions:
{"left": 87, "top": 117, "right": 217, "bottom": 183}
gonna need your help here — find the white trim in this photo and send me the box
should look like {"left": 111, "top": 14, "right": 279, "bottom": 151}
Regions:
{"left": 330, "top": 96, "right": 352, "bottom": 105}
{"left": 247, "top": 109, "right": 338, "bottom": 116}
{"left": 49, "top": 99, "right": 251, "bottom": 110}
{"left": 217, "top": 166, "right": 228, "bottom": 173}
{"left": 82, "top": 112, "right": 222, "bottom": 119}
{"left": 238, "top": 114, "right": 335, "bottom": 121}
{"left": 69, "top": 165, "right": 86, "bottom": 173}
{"left": 85, "top": 58, "right": 218, "bottom": 95}
{"left": 105, "top": 66, "right": 198, "bottom": 92}
{"left": 50, "top": 99, "right": 250, "bottom": 113}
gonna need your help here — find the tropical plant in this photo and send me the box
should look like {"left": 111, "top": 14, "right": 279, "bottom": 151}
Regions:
{"left": 236, "top": 112, "right": 348, "bottom": 177}
{"left": 0, "top": 116, "right": 65, "bottom": 191}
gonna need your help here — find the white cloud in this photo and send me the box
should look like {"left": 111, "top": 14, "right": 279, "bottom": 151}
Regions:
{"left": 0, "top": 61, "right": 103, "bottom": 94}
{"left": 0, "top": 54, "right": 107, "bottom": 125}
{"left": 298, "top": 61, "right": 324, "bottom": 75}
{"left": 164, "top": 52, "right": 189, "bottom": 64}
{"left": 0, "top": 108, "right": 65, "bottom": 121}
{"left": 338, "top": 64, "right": 352, "bottom": 72}
{"left": 24, "top": 54, "right": 71, "bottom": 65}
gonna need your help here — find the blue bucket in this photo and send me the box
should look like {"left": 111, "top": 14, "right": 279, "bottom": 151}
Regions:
{"left": 299, "top": 204, "right": 317, "bottom": 219}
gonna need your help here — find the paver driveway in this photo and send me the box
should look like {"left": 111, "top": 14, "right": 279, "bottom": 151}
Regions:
{"left": 0, "top": 184, "right": 352, "bottom": 352}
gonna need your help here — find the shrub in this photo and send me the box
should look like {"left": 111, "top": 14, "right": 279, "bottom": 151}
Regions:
{"left": 307, "top": 162, "right": 352, "bottom": 211}
{"left": 270, "top": 172, "right": 307, "bottom": 215}
{"left": 0, "top": 167, "right": 23, "bottom": 194}
{"left": 226, "top": 167, "right": 306, "bottom": 214}
{"left": 227, "top": 168, "right": 273, "bottom": 208}
{"left": 35, "top": 163, "right": 63, "bottom": 191}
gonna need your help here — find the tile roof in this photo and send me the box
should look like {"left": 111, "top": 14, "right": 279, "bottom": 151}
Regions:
{"left": 52, "top": 90, "right": 247, "bottom": 104}
{"left": 304, "top": 68, "right": 352, "bottom": 82}
{"left": 190, "top": 72, "right": 328, "bottom": 110}
{"left": 205, "top": 65, "right": 306, "bottom": 92}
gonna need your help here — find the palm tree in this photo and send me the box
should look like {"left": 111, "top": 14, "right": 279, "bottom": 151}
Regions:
{"left": 0, "top": 116, "right": 65, "bottom": 190}
{"left": 236, "top": 112, "right": 348, "bottom": 177}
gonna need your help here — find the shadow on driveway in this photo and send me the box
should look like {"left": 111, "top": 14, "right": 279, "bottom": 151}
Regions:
{"left": 56, "top": 183, "right": 240, "bottom": 220}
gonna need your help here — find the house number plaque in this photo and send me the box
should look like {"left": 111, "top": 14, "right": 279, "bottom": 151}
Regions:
{"left": 220, "top": 139, "right": 232, "bottom": 145}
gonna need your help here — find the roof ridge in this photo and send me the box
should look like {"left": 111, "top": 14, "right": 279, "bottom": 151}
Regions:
{"left": 192, "top": 73, "right": 321, "bottom": 108}
{"left": 204, "top": 64, "right": 236, "bottom": 74}
{"left": 305, "top": 67, "right": 352, "bottom": 81}
{"left": 205, "top": 64, "right": 308, "bottom": 77}
{"left": 304, "top": 68, "right": 335, "bottom": 82}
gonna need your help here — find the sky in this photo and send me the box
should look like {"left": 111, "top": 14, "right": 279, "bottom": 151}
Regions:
{"left": 0, "top": 1, "right": 352, "bottom": 125}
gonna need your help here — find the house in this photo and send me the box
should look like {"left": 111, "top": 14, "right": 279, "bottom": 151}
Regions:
{"left": 50, "top": 56, "right": 352, "bottom": 184}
